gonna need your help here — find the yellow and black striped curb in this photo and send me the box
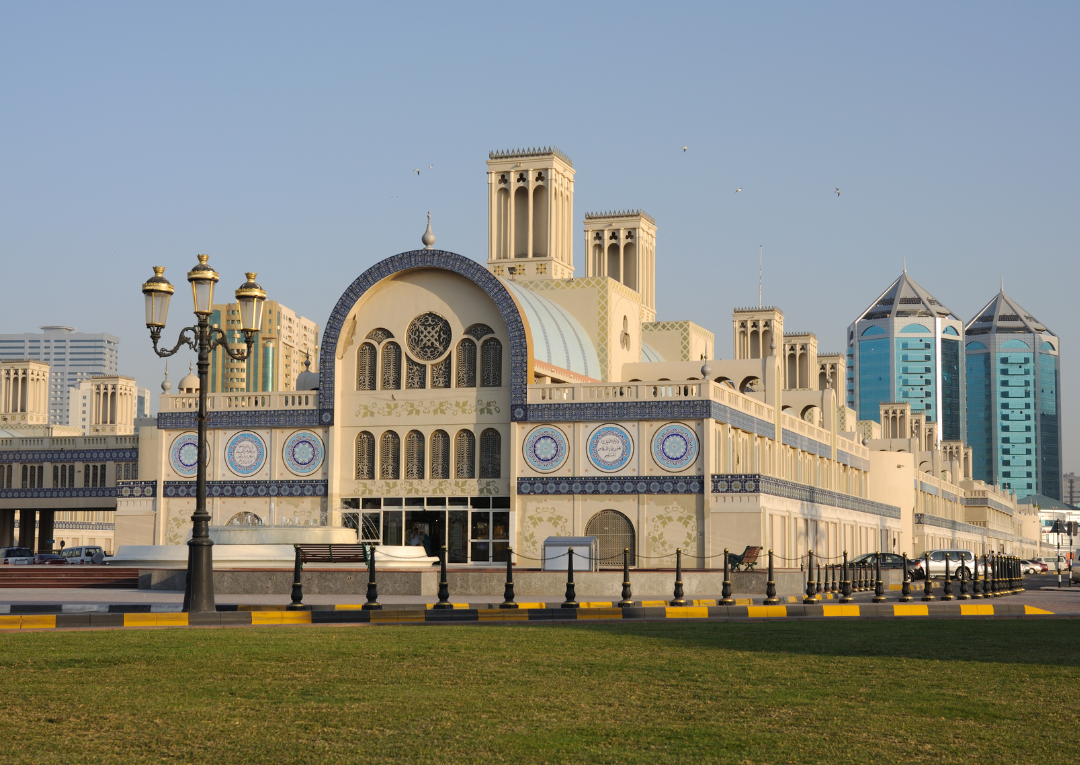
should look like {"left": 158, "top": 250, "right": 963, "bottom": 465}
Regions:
{"left": 0, "top": 602, "right": 1055, "bottom": 630}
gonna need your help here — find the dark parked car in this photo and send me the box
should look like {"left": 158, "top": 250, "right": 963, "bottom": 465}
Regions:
{"left": 33, "top": 553, "right": 67, "bottom": 565}
{"left": 849, "top": 552, "right": 910, "bottom": 570}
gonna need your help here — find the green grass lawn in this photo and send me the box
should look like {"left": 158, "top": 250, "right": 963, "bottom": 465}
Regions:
{"left": 2, "top": 619, "right": 1077, "bottom": 764}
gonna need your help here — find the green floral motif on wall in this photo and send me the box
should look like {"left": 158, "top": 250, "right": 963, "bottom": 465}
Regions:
{"left": 519, "top": 504, "right": 570, "bottom": 559}
{"left": 351, "top": 479, "right": 503, "bottom": 497}
{"left": 647, "top": 502, "right": 698, "bottom": 559}
{"left": 354, "top": 399, "right": 501, "bottom": 420}
{"left": 165, "top": 508, "right": 194, "bottom": 545}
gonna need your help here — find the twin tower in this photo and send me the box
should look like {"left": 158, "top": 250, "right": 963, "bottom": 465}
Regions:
{"left": 485, "top": 147, "right": 657, "bottom": 321}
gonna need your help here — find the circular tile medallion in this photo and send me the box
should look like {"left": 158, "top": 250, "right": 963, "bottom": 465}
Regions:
{"left": 652, "top": 423, "right": 698, "bottom": 472}
{"left": 523, "top": 426, "right": 568, "bottom": 472}
{"left": 587, "top": 424, "right": 634, "bottom": 472}
{"left": 169, "top": 433, "right": 201, "bottom": 477}
{"left": 283, "top": 431, "right": 324, "bottom": 476}
{"left": 225, "top": 431, "right": 266, "bottom": 477}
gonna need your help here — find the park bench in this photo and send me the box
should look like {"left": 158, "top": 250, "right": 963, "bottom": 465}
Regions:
{"left": 295, "top": 544, "right": 370, "bottom": 565}
{"left": 728, "top": 545, "right": 762, "bottom": 572}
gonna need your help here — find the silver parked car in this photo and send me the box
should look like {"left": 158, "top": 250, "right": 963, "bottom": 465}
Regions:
{"left": 910, "top": 549, "right": 985, "bottom": 580}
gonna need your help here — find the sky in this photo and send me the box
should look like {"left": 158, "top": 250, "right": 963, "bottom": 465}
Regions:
{"left": 1, "top": 2, "right": 1077, "bottom": 473}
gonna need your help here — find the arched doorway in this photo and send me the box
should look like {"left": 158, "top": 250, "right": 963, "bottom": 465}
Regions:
{"left": 585, "top": 510, "right": 635, "bottom": 568}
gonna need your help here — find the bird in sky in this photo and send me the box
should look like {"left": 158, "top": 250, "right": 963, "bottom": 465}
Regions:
{"left": 835, "top": 187, "right": 840, "bottom": 197}
{"left": 735, "top": 188, "right": 742, "bottom": 193}
{"left": 390, "top": 195, "right": 398, "bottom": 199}
{"left": 414, "top": 169, "right": 420, "bottom": 175}
{"left": 682, "top": 146, "right": 687, "bottom": 152}
{"left": 428, "top": 164, "right": 434, "bottom": 170}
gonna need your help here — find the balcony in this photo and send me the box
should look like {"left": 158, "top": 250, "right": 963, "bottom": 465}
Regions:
{"left": 160, "top": 392, "right": 318, "bottom": 412}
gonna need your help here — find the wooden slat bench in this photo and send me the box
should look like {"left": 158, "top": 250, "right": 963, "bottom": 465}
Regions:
{"left": 295, "top": 544, "right": 370, "bottom": 565}
{"left": 728, "top": 545, "right": 762, "bottom": 572}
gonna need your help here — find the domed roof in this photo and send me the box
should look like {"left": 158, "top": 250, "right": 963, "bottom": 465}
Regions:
{"left": 178, "top": 362, "right": 199, "bottom": 392}
{"left": 501, "top": 280, "right": 600, "bottom": 379}
{"left": 295, "top": 354, "right": 320, "bottom": 391}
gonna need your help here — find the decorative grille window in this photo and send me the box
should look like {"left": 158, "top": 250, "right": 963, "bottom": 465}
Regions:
{"left": 455, "top": 430, "right": 476, "bottom": 479}
{"left": 357, "top": 343, "right": 377, "bottom": 390}
{"left": 480, "top": 339, "right": 502, "bottom": 387}
{"left": 355, "top": 431, "right": 375, "bottom": 479}
{"left": 430, "top": 358, "right": 451, "bottom": 388}
{"left": 366, "top": 328, "right": 394, "bottom": 343}
{"left": 405, "top": 357, "right": 426, "bottom": 389}
{"left": 479, "top": 428, "right": 501, "bottom": 478}
{"left": 456, "top": 339, "right": 476, "bottom": 387}
{"left": 406, "top": 313, "right": 452, "bottom": 361}
{"left": 430, "top": 430, "right": 450, "bottom": 479}
{"left": 381, "top": 342, "right": 401, "bottom": 390}
{"left": 380, "top": 431, "right": 400, "bottom": 480}
{"left": 464, "top": 324, "right": 494, "bottom": 341}
{"left": 405, "top": 431, "right": 425, "bottom": 479}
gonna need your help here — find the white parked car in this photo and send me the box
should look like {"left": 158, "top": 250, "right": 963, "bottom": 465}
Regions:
{"left": 61, "top": 546, "right": 105, "bottom": 564}
{"left": 1035, "top": 556, "right": 1067, "bottom": 573}
{"left": 0, "top": 546, "right": 35, "bottom": 564}
{"left": 910, "top": 549, "right": 985, "bottom": 580}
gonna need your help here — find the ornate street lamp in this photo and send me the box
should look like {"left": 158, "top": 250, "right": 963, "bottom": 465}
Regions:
{"left": 141, "top": 255, "right": 266, "bottom": 612}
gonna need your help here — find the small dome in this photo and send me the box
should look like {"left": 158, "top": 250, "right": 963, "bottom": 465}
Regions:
{"left": 296, "top": 354, "right": 320, "bottom": 391}
{"left": 179, "top": 362, "right": 200, "bottom": 393}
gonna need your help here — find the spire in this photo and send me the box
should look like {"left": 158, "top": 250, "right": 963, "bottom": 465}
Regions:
{"left": 161, "top": 362, "right": 172, "bottom": 393}
{"left": 903, "top": 254, "right": 906, "bottom": 273}
{"left": 422, "top": 211, "right": 435, "bottom": 249}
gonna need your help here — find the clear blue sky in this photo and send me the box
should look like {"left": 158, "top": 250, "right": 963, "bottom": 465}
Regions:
{"left": 1, "top": 2, "right": 1077, "bottom": 473}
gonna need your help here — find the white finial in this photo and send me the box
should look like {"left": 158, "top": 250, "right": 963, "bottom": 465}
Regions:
{"left": 903, "top": 254, "right": 906, "bottom": 273}
{"left": 422, "top": 211, "right": 436, "bottom": 249}
{"left": 1000, "top": 274, "right": 1004, "bottom": 293}
{"left": 161, "top": 362, "right": 172, "bottom": 393}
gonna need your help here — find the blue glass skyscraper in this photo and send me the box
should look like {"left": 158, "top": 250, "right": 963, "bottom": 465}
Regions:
{"left": 847, "top": 271, "right": 966, "bottom": 443}
{"left": 964, "top": 291, "right": 1061, "bottom": 501}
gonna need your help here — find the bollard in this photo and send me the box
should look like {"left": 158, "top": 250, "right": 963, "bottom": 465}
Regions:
{"left": 720, "top": 547, "right": 734, "bottom": 605}
{"left": 1009, "top": 555, "right": 1017, "bottom": 594}
{"left": 1017, "top": 555, "right": 1025, "bottom": 593}
{"left": 816, "top": 562, "right": 823, "bottom": 595}
{"left": 900, "top": 552, "right": 912, "bottom": 602}
{"left": 830, "top": 563, "right": 838, "bottom": 594}
{"left": 671, "top": 548, "right": 687, "bottom": 606}
{"left": 561, "top": 548, "right": 579, "bottom": 608}
{"left": 972, "top": 553, "right": 983, "bottom": 599}
{"left": 873, "top": 551, "right": 886, "bottom": 603}
{"left": 287, "top": 544, "right": 305, "bottom": 610}
{"left": 861, "top": 563, "right": 869, "bottom": 592}
{"left": 921, "top": 552, "right": 935, "bottom": 602}
{"left": 362, "top": 544, "right": 382, "bottom": 610}
{"left": 840, "top": 551, "right": 854, "bottom": 603}
{"left": 181, "top": 543, "right": 193, "bottom": 613}
{"left": 433, "top": 545, "right": 453, "bottom": 609}
{"left": 958, "top": 553, "right": 970, "bottom": 600}
{"left": 986, "top": 553, "right": 996, "bottom": 597}
{"left": 941, "top": 553, "right": 955, "bottom": 601}
{"left": 804, "top": 549, "right": 817, "bottom": 603}
{"left": 500, "top": 546, "right": 518, "bottom": 609}
{"left": 764, "top": 549, "right": 779, "bottom": 605}
{"left": 618, "top": 547, "right": 634, "bottom": 607}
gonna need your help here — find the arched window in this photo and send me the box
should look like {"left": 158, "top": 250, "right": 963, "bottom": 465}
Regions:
{"left": 430, "top": 430, "right": 450, "bottom": 479}
{"left": 481, "top": 338, "right": 502, "bottom": 387}
{"left": 355, "top": 431, "right": 375, "bottom": 479}
{"left": 381, "top": 342, "right": 401, "bottom": 389}
{"left": 405, "top": 430, "right": 425, "bottom": 479}
{"left": 480, "top": 428, "right": 501, "bottom": 478}
{"left": 585, "top": 510, "right": 636, "bottom": 568}
{"left": 380, "top": 431, "right": 400, "bottom": 479}
{"left": 456, "top": 339, "right": 476, "bottom": 387}
{"left": 357, "top": 343, "right": 377, "bottom": 390}
{"left": 455, "top": 430, "right": 475, "bottom": 479}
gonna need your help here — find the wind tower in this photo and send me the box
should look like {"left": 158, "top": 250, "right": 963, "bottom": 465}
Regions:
{"left": 583, "top": 210, "right": 657, "bottom": 321}
{"left": 486, "top": 147, "right": 575, "bottom": 280}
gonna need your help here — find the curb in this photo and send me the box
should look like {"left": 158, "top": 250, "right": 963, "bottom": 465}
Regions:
{"left": 0, "top": 602, "right": 1055, "bottom": 630}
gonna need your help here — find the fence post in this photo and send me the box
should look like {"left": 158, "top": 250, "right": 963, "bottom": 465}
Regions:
{"left": 287, "top": 544, "right": 304, "bottom": 610}
{"left": 921, "top": 552, "right": 935, "bottom": 602}
{"left": 764, "top": 549, "right": 779, "bottom": 605}
{"left": 971, "top": 554, "right": 983, "bottom": 599}
{"left": 942, "top": 553, "right": 954, "bottom": 601}
{"left": 670, "top": 548, "right": 687, "bottom": 606}
{"left": 721, "top": 548, "right": 734, "bottom": 606}
{"left": 900, "top": 552, "right": 912, "bottom": 602}
{"left": 618, "top": 547, "right": 633, "bottom": 608}
{"left": 362, "top": 545, "right": 381, "bottom": 610}
{"left": 873, "top": 551, "right": 886, "bottom": 603}
{"left": 840, "top": 551, "right": 853, "bottom": 603}
{"left": 830, "top": 563, "right": 838, "bottom": 594}
{"left": 958, "top": 554, "right": 970, "bottom": 600}
{"left": 561, "top": 548, "right": 579, "bottom": 608}
{"left": 500, "top": 547, "right": 518, "bottom": 609}
{"left": 816, "top": 562, "right": 822, "bottom": 595}
{"left": 804, "top": 550, "right": 817, "bottom": 604}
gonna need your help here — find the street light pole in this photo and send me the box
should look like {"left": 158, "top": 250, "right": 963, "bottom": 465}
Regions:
{"left": 142, "top": 258, "right": 266, "bottom": 613}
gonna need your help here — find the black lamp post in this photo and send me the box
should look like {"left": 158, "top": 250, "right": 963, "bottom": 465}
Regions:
{"left": 1050, "top": 518, "right": 1066, "bottom": 589}
{"left": 141, "top": 257, "right": 266, "bottom": 613}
